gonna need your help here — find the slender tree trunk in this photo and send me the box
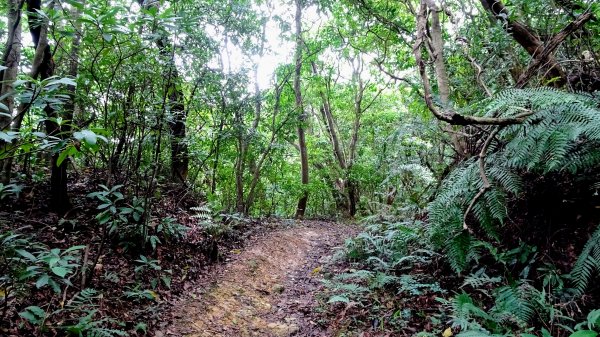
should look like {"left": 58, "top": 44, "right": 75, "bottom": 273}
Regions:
{"left": 23, "top": 0, "right": 68, "bottom": 212}
{"left": 311, "top": 62, "right": 346, "bottom": 169}
{"left": 64, "top": 0, "right": 83, "bottom": 121}
{"left": 347, "top": 66, "right": 364, "bottom": 217}
{"left": 239, "top": 24, "right": 268, "bottom": 215}
{"left": 244, "top": 70, "right": 292, "bottom": 215}
{"left": 168, "top": 80, "right": 188, "bottom": 183}
{"left": 425, "top": 2, "right": 469, "bottom": 160}
{"left": 2, "top": 0, "right": 66, "bottom": 210}
{"left": 211, "top": 116, "right": 225, "bottom": 194}
{"left": 294, "top": 0, "right": 309, "bottom": 218}
{"left": 138, "top": 0, "right": 188, "bottom": 184}
{"left": 235, "top": 130, "right": 246, "bottom": 213}
{"left": 347, "top": 180, "right": 358, "bottom": 216}
{"left": 110, "top": 85, "right": 133, "bottom": 174}
{"left": 0, "top": 0, "right": 24, "bottom": 184}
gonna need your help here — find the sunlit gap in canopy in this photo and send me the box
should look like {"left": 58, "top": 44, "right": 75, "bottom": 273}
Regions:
{"left": 174, "top": 1, "right": 329, "bottom": 92}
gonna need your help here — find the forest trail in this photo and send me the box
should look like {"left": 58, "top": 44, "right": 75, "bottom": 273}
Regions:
{"left": 167, "top": 220, "right": 355, "bottom": 337}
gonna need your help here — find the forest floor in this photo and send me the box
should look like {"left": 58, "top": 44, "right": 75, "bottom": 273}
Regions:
{"left": 160, "top": 220, "right": 357, "bottom": 337}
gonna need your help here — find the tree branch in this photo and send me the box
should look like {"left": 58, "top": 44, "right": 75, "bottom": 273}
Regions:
{"left": 463, "top": 127, "right": 501, "bottom": 232}
{"left": 516, "top": 11, "right": 594, "bottom": 88}
{"left": 413, "top": 1, "right": 533, "bottom": 126}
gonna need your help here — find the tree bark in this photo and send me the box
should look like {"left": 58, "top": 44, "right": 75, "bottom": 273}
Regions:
{"left": 346, "top": 59, "right": 366, "bottom": 217}
{"left": 29, "top": 0, "right": 69, "bottom": 212}
{"left": 0, "top": 0, "right": 24, "bottom": 184}
{"left": 138, "top": 0, "right": 188, "bottom": 184}
{"left": 294, "top": 0, "right": 309, "bottom": 218}
{"left": 428, "top": 2, "right": 469, "bottom": 159}
{"left": 413, "top": 1, "right": 534, "bottom": 127}
{"left": 168, "top": 79, "right": 188, "bottom": 183}
{"left": 2, "top": 0, "right": 66, "bottom": 211}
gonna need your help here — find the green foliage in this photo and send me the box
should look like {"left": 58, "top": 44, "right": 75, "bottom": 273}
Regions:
{"left": 2, "top": 0, "right": 600, "bottom": 335}
{"left": 429, "top": 88, "right": 600, "bottom": 273}
{"left": 344, "top": 220, "right": 429, "bottom": 266}
{"left": 61, "top": 289, "right": 127, "bottom": 337}
{"left": 0, "top": 183, "right": 22, "bottom": 200}
{"left": 461, "top": 269, "right": 501, "bottom": 289}
{"left": 19, "top": 305, "right": 47, "bottom": 327}
{"left": 192, "top": 204, "right": 231, "bottom": 240}
{"left": 441, "top": 281, "right": 556, "bottom": 336}
{"left": 87, "top": 185, "right": 126, "bottom": 234}
{"left": 1, "top": 232, "right": 38, "bottom": 297}
{"left": 571, "top": 224, "right": 600, "bottom": 295}
{"left": 156, "top": 217, "right": 188, "bottom": 242}
{"left": 88, "top": 185, "right": 180, "bottom": 251}
{"left": 570, "top": 309, "right": 600, "bottom": 337}
{"left": 3, "top": 240, "right": 85, "bottom": 294}
{"left": 17, "top": 288, "right": 127, "bottom": 336}
{"left": 325, "top": 219, "right": 444, "bottom": 310}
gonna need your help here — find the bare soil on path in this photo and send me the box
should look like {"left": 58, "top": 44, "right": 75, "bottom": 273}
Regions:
{"left": 165, "top": 220, "right": 356, "bottom": 337}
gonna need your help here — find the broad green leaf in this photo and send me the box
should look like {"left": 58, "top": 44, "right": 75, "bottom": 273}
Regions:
{"left": 64, "top": 0, "right": 84, "bottom": 9}
{"left": 35, "top": 274, "right": 50, "bottom": 288}
{"left": 73, "top": 129, "right": 103, "bottom": 146}
{"left": 15, "top": 249, "right": 36, "bottom": 261}
{"left": 57, "top": 146, "right": 77, "bottom": 167}
{"left": 46, "top": 77, "right": 77, "bottom": 87}
{"left": 570, "top": 331, "right": 599, "bottom": 337}
{"left": 51, "top": 266, "right": 69, "bottom": 278}
{"left": 327, "top": 295, "right": 350, "bottom": 304}
{"left": 588, "top": 309, "right": 600, "bottom": 329}
{"left": 24, "top": 306, "right": 45, "bottom": 318}
{"left": 63, "top": 245, "right": 86, "bottom": 254}
{"left": 0, "top": 132, "right": 17, "bottom": 143}
{"left": 19, "top": 311, "right": 37, "bottom": 323}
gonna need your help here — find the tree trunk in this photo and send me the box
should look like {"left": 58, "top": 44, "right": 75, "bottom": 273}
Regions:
{"left": 311, "top": 62, "right": 346, "bottom": 170}
{"left": 244, "top": 70, "right": 291, "bottom": 215}
{"left": 168, "top": 81, "right": 188, "bottom": 183}
{"left": 346, "top": 59, "right": 366, "bottom": 217}
{"left": 0, "top": 0, "right": 24, "bottom": 184}
{"left": 2, "top": 0, "right": 67, "bottom": 211}
{"left": 294, "top": 0, "right": 309, "bottom": 218}
{"left": 235, "top": 133, "right": 246, "bottom": 213}
{"left": 211, "top": 117, "right": 224, "bottom": 194}
{"left": 347, "top": 179, "right": 358, "bottom": 216}
{"left": 138, "top": 0, "right": 188, "bottom": 184}
{"left": 25, "top": 0, "right": 69, "bottom": 212}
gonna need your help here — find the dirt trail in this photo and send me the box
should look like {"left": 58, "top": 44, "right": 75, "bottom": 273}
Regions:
{"left": 168, "top": 220, "right": 355, "bottom": 337}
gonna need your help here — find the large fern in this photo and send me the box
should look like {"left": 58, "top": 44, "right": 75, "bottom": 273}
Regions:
{"left": 571, "top": 223, "right": 600, "bottom": 295}
{"left": 429, "top": 88, "right": 600, "bottom": 274}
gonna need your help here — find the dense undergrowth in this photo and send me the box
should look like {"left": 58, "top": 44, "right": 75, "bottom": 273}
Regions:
{"left": 0, "top": 179, "right": 267, "bottom": 336}
{"left": 319, "top": 89, "right": 600, "bottom": 337}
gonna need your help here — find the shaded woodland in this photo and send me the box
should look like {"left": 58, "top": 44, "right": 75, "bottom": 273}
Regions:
{"left": 1, "top": 0, "right": 600, "bottom": 336}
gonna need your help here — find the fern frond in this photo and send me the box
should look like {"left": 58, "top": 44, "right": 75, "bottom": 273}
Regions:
{"left": 87, "top": 328, "right": 128, "bottom": 337}
{"left": 461, "top": 271, "right": 502, "bottom": 289}
{"left": 571, "top": 223, "right": 600, "bottom": 294}
{"left": 430, "top": 88, "right": 600, "bottom": 273}
{"left": 492, "top": 282, "right": 538, "bottom": 325}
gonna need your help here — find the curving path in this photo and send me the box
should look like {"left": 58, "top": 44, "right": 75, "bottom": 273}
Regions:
{"left": 167, "top": 220, "right": 355, "bottom": 337}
